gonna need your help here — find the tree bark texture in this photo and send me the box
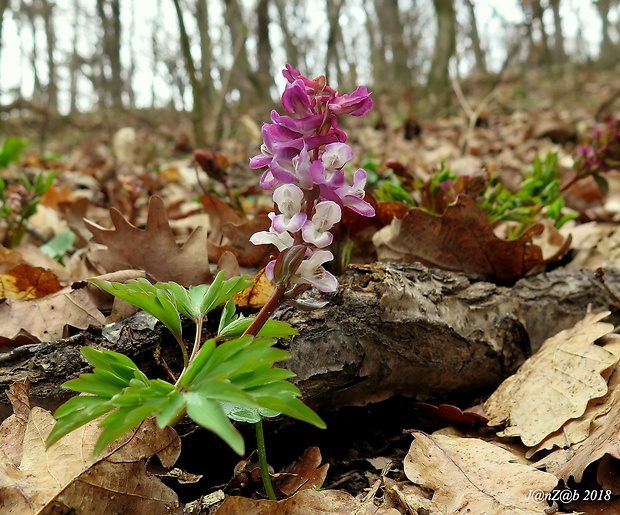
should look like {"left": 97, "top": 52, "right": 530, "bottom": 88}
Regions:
{"left": 172, "top": 0, "right": 206, "bottom": 147}
{"left": 427, "top": 0, "right": 456, "bottom": 109}
{"left": 0, "top": 263, "right": 616, "bottom": 421}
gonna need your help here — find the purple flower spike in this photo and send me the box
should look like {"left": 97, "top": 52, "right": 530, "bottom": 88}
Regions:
{"left": 329, "top": 86, "right": 373, "bottom": 116}
{"left": 282, "top": 80, "right": 315, "bottom": 116}
{"left": 250, "top": 64, "right": 375, "bottom": 293}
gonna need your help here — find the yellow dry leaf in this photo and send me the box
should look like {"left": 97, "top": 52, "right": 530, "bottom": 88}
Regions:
{"left": 484, "top": 310, "right": 619, "bottom": 447}
{"left": 234, "top": 267, "right": 275, "bottom": 309}
{"left": 216, "top": 488, "right": 393, "bottom": 515}
{"left": 403, "top": 431, "right": 559, "bottom": 515}
{"left": 0, "top": 264, "right": 63, "bottom": 300}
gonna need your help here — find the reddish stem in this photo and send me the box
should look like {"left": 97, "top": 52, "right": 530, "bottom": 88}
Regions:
{"left": 243, "top": 283, "right": 288, "bottom": 337}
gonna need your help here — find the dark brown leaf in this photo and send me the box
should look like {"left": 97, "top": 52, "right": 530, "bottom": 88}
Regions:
{"left": 374, "top": 195, "right": 561, "bottom": 283}
{"left": 86, "top": 196, "right": 213, "bottom": 286}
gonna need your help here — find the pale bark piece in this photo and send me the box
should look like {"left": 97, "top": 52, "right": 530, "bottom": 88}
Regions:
{"left": 484, "top": 311, "right": 619, "bottom": 447}
{"left": 86, "top": 195, "right": 213, "bottom": 286}
{"left": 0, "top": 263, "right": 616, "bottom": 419}
{"left": 403, "top": 431, "right": 559, "bottom": 514}
{"left": 0, "top": 404, "right": 181, "bottom": 515}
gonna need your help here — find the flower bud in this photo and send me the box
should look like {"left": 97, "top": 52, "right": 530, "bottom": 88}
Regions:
{"left": 272, "top": 244, "right": 307, "bottom": 286}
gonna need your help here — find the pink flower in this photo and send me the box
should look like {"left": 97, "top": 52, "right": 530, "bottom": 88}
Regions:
{"left": 329, "top": 86, "right": 373, "bottom": 116}
{"left": 270, "top": 184, "right": 307, "bottom": 233}
{"left": 292, "top": 250, "right": 338, "bottom": 292}
{"left": 301, "top": 201, "right": 341, "bottom": 248}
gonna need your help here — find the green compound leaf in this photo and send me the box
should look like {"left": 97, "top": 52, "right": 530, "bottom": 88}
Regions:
{"left": 255, "top": 394, "right": 326, "bottom": 429}
{"left": 90, "top": 278, "right": 183, "bottom": 342}
{"left": 222, "top": 403, "right": 281, "bottom": 424}
{"left": 47, "top": 396, "right": 116, "bottom": 449}
{"left": 218, "top": 313, "right": 298, "bottom": 339}
{"left": 158, "top": 271, "right": 253, "bottom": 323}
{"left": 185, "top": 392, "right": 245, "bottom": 455}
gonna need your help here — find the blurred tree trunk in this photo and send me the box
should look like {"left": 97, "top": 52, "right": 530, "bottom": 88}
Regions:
{"left": 224, "top": 0, "right": 255, "bottom": 106}
{"left": 325, "top": 0, "right": 345, "bottom": 87}
{"left": 549, "top": 0, "right": 565, "bottom": 63}
{"left": 366, "top": 0, "right": 386, "bottom": 93}
{"left": 464, "top": 0, "right": 487, "bottom": 74}
{"left": 96, "top": 0, "right": 123, "bottom": 110}
{"left": 255, "top": 0, "right": 273, "bottom": 100}
{"left": 595, "top": 0, "right": 617, "bottom": 66}
{"left": 172, "top": 0, "right": 206, "bottom": 147}
{"left": 40, "top": 0, "right": 57, "bottom": 113}
{"left": 427, "top": 0, "right": 456, "bottom": 110}
{"left": 195, "top": 0, "right": 215, "bottom": 107}
{"left": 275, "top": 0, "right": 299, "bottom": 69}
{"left": 522, "top": 0, "right": 551, "bottom": 65}
{"left": 20, "top": 2, "right": 43, "bottom": 103}
{"left": 375, "top": 0, "right": 410, "bottom": 89}
{"left": 68, "top": 0, "right": 81, "bottom": 113}
{"left": 125, "top": 0, "right": 136, "bottom": 108}
{"left": 150, "top": 0, "right": 162, "bottom": 109}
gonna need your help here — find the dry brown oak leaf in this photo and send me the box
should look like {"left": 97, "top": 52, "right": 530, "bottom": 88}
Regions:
{"left": 484, "top": 311, "right": 619, "bottom": 447}
{"left": 86, "top": 195, "right": 213, "bottom": 286}
{"left": 0, "top": 283, "right": 105, "bottom": 343}
{"left": 525, "top": 339, "right": 620, "bottom": 458}
{"left": 403, "top": 431, "right": 562, "bottom": 515}
{"left": 0, "top": 380, "right": 181, "bottom": 515}
{"left": 537, "top": 356, "right": 620, "bottom": 491}
{"left": 372, "top": 195, "right": 570, "bottom": 283}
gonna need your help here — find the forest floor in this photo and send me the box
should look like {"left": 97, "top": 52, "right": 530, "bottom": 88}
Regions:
{"left": 2, "top": 64, "right": 620, "bottom": 514}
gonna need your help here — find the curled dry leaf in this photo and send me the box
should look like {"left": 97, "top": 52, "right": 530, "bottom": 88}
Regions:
{"left": 484, "top": 311, "right": 619, "bottom": 447}
{"left": 414, "top": 402, "right": 489, "bottom": 425}
{"left": 277, "top": 447, "right": 329, "bottom": 496}
{"left": 234, "top": 267, "right": 275, "bottom": 309}
{"left": 0, "top": 382, "right": 181, "bottom": 515}
{"left": 403, "top": 431, "right": 560, "bottom": 514}
{"left": 372, "top": 195, "right": 570, "bottom": 283}
{"left": 86, "top": 195, "right": 213, "bottom": 286}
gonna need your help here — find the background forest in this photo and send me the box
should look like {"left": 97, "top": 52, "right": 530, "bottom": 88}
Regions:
{"left": 0, "top": 0, "right": 619, "bottom": 147}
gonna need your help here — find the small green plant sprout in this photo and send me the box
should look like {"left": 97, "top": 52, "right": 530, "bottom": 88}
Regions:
{"left": 0, "top": 169, "right": 58, "bottom": 248}
{"left": 47, "top": 271, "right": 325, "bottom": 461}
{"left": 418, "top": 154, "right": 573, "bottom": 239}
{"left": 0, "top": 137, "right": 29, "bottom": 169}
{"left": 480, "top": 152, "right": 574, "bottom": 238}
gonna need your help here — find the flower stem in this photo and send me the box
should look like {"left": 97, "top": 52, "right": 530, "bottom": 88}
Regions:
{"left": 256, "top": 418, "right": 277, "bottom": 501}
{"left": 243, "top": 283, "right": 287, "bottom": 337}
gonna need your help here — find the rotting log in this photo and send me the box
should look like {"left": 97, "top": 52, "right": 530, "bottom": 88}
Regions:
{"left": 0, "top": 262, "right": 616, "bottom": 420}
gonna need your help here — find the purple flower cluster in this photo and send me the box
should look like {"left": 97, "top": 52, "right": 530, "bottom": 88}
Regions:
{"left": 575, "top": 120, "right": 620, "bottom": 177}
{"left": 250, "top": 65, "right": 374, "bottom": 293}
